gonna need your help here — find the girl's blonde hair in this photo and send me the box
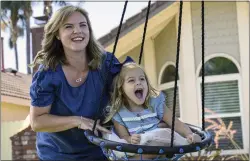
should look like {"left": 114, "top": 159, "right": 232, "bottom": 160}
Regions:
{"left": 104, "top": 62, "right": 160, "bottom": 123}
{"left": 31, "top": 5, "right": 104, "bottom": 70}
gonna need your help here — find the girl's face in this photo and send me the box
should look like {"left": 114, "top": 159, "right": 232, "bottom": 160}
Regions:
{"left": 58, "top": 12, "right": 90, "bottom": 53}
{"left": 122, "top": 67, "right": 148, "bottom": 107}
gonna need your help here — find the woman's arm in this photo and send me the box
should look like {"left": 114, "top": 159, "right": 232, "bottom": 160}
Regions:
{"left": 162, "top": 106, "right": 193, "bottom": 138}
{"left": 30, "top": 105, "right": 110, "bottom": 133}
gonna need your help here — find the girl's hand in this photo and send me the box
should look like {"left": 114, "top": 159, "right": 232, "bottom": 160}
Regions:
{"left": 130, "top": 134, "right": 141, "bottom": 144}
{"left": 157, "top": 122, "right": 169, "bottom": 128}
{"left": 78, "top": 117, "right": 111, "bottom": 135}
{"left": 186, "top": 133, "right": 202, "bottom": 144}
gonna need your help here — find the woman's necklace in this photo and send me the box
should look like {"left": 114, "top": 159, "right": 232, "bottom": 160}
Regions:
{"left": 75, "top": 70, "right": 88, "bottom": 83}
{"left": 70, "top": 64, "right": 88, "bottom": 83}
{"left": 66, "top": 52, "right": 89, "bottom": 83}
{"left": 76, "top": 77, "right": 82, "bottom": 83}
{"left": 75, "top": 71, "right": 83, "bottom": 83}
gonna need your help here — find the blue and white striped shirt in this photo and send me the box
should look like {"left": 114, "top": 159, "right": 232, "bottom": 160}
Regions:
{"left": 112, "top": 92, "right": 166, "bottom": 134}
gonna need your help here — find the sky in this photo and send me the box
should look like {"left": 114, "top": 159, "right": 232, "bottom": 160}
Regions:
{"left": 2, "top": 1, "right": 149, "bottom": 74}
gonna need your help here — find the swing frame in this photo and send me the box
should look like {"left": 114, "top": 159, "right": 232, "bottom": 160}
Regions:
{"left": 85, "top": 124, "right": 211, "bottom": 156}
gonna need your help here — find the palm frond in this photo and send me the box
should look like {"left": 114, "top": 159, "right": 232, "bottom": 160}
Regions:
{"left": 55, "top": 1, "right": 67, "bottom": 6}
{"left": 17, "top": 26, "right": 24, "bottom": 37}
{"left": 1, "top": 18, "right": 11, "bottom": 30}
{"left": 8, "top": 38, "right": 13, "bottom": 48}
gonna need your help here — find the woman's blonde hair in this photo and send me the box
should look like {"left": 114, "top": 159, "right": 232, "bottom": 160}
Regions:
{"left": 31, "top": 5, "right": 104, "bottom": 70}
{"left": 104, "top": 62, "right": 159, "bottom": 123}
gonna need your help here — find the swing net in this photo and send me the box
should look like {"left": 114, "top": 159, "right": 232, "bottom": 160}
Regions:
{"left": 85, "top": 1, "right": 212, "bottom": 160}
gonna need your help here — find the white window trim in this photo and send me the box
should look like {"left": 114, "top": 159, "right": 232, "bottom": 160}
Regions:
{"left": 197, "top": 73, "right": 240, "bottom": 82}
{"left": 197, "top": 74, "right": 242, "bottom": 119}
{"left": 158, "top": 81, "right": 180, "bottom": 90}
{"left": 158, "top": 61, "right": 180, "bottom": 85}
{"left": 158, "top": 82, "right": 182, "bottom": 120}
{"left": 196, "top": 53, "right": 241, "bottom": 76}
{"left": 197, "top": 75, "right": 246, "bottom": 155}
{"left": 158, "top": 61, "right": 182, "bottom": 120}
{"left": 196, "top": 54, "right": 247, "bottom": 155}
{"left": 205, "top": 113, "right": 241, "bottom": 119}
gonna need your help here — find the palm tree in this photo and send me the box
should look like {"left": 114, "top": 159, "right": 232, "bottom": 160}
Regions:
{"left": 21, "top": 2, "right": 32, "bottom": 74}
{"left": 2, "top": 1, "right": 80, "bottom": 73}
{"left": 43, "top": 1, "right": 67, "bottom": 19}
{"left": 43, "top": 1, "right": 53, "bottom": 18}
{"left": 1, "top": 1, "right": 25, "bottom": 71}
{"left": 43, "top": 1, "right": 84, "bottom": 19}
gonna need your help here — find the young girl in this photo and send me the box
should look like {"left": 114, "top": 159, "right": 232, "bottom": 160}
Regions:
{"left": 103, "top": 62, "right": 201, "bottom": 159}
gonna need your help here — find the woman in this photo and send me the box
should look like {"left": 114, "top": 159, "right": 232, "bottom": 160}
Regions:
{"left": 29, "top": 5, "right": 131, "bottom": 160}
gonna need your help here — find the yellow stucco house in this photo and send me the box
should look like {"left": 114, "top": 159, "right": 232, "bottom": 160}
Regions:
{"left": 99, "top": 1, "right": 249, "bottom": 156}
{"left": 1, "top": 70, "right": 32, "bottom": 160}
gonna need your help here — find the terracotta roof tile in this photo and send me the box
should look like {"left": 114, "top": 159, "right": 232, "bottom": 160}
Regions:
{"left": 1, "top": 71, "right": 32, "bottom": 100}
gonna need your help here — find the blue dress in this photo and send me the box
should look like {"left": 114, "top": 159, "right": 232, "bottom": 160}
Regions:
{"left": 112, "top": 92, "right": 184, "bottom": 161}
{"left": 113, "top": 92, "right": 165, "bottom": 134}
{"left": 30, "top": 52, "right": 133, "bottom": 160}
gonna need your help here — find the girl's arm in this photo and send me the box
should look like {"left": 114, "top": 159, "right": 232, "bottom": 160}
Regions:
{"left": 162, "top": 105, "right": 193, "bottom": 138}
{"left": 113, "top": 120, "right": 131, "bottom": 142}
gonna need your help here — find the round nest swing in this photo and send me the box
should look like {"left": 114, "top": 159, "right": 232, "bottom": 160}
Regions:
{"left": 85, "top": 1, "right": 212, "bottom": 160}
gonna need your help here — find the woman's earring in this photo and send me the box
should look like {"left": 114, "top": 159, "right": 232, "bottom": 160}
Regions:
{"left": 56, "top": 36, "right": 60, "bottom": 40}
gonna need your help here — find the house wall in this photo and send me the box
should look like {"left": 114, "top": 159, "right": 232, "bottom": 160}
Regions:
{"left": 176, "top": 2, "right": 200, "bottom": 125}
{"left": 154, "top": 17, "right": 177, "bottom": 79}
{"left": 191, "top": 2, "right": 240, "bottom": 68}
{"left": 1, "top": 102, "right": 30, "bottom": 160}
{"left": 1, "top": 102, "right": 29, "bottom": 121}
{"left": 1, "top": 121, "right": 24, "bottom": 160}
{"left": 31, "top": 27, "right": 44, "bottom": 74}
{"left": 118, "top": 45, "right": 145, "bottom": 67}
{"left": 236, "top": 1, "right": 249, "bottom": 153}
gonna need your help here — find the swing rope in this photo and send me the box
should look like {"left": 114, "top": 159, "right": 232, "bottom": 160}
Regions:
{"left": 93, "top": 0, "right": 128, "bottom": 132}
{"left": 170, "top": 0, "right": 206, "bottom": 146}
{"left": 201, "top": 1, "right": 205, "bottom": 131}
{"left": 171, "top": 0, "right": 183, "bottom": 148}
{"left": 138, "top": 0, "right": 151, "bottom": 65}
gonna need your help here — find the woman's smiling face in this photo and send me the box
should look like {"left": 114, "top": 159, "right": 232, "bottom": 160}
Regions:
{"left": 58, "top": 11, "right": 90, "bottom": 53}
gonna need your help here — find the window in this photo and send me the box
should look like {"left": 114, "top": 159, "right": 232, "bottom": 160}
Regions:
{"left": 158, "top": 63, "right": 180, "bottom": 118}
{"left": 197, "top": 56, "right": 243, "bottom": 152}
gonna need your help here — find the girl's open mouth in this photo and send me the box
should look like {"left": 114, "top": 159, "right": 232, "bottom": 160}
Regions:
{"left": 135, "top": 89, "right": 143, "bottom": 99}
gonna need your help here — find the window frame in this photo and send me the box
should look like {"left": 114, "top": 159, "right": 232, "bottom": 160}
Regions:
{"left": 158, "top": 61, "right": 182, "bottom": 120}
{"left": 196, "top": 54, "right": 247, "bottom": 155}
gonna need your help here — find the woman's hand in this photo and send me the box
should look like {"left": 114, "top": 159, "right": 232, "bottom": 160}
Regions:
{"left": 129, "top": 134, "right": 141, "bottom": 144}
{"left": 186, "top": 133, "right": 202, "bottom": 144}
{"left": 78, "top": 117, "right": 111, "bottom": 135}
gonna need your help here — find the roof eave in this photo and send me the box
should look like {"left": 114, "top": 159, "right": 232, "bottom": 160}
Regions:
{"left": 1, "top": 95, "right": 30, "bottom": 107}
{"left": 98, "top": 1, "right": 175, "bottom": 47}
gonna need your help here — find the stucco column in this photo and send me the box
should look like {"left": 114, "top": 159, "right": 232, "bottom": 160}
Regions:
{"left": 143, "top": 38, "right": 157, "bottom": 88}
{"left": 177, "top": 2, "right": 199, "bottom": 125}
{"left": 236, "top": 2, "right": 249, "bottom": 152}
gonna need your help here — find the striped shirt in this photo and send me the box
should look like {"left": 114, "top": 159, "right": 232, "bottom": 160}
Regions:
{"left": 112, "top": 92, "right": 166, "bottom": 134}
